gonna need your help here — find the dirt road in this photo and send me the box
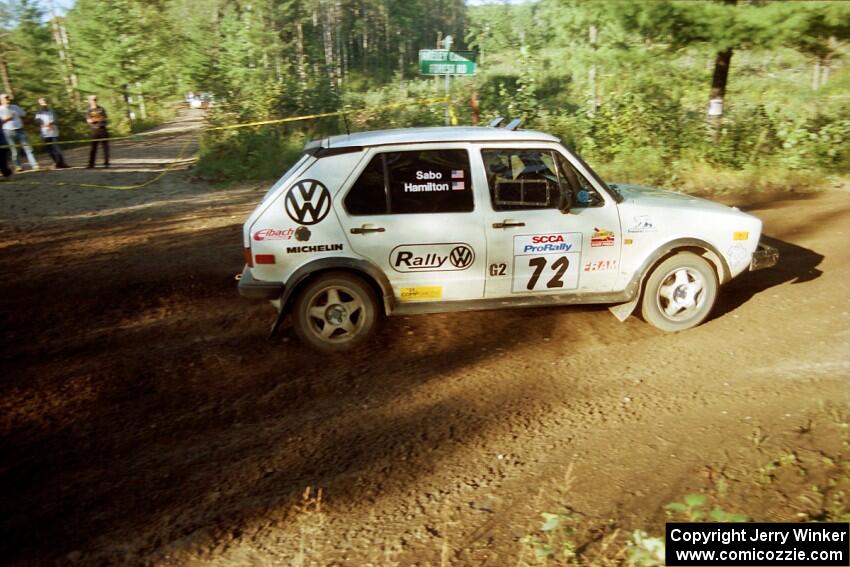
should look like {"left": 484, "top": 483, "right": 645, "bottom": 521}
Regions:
{"left": 1, "top": 112, "right": 848, "bottom": 565}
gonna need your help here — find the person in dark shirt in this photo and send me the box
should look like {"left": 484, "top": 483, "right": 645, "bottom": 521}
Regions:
{"left": 0, "top": 128, "right": 13, "bottom": 180}
{"left": 85, "top": 94, "right": 109, "bottom": 168}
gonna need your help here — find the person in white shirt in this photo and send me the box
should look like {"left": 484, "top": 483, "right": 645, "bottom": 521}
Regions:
{"left": 35, "top": 98, "right": 69, "bottom": 169}
{"left": 0, "top": 93, "right": 38, "bottom": 171}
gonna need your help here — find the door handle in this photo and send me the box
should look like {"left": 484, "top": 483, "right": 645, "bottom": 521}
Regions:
{"left": 492, "top": 220, "right": 526, "bottom": 229}
{"left": 350, "top": 225, "right": 386, "bottom": 235}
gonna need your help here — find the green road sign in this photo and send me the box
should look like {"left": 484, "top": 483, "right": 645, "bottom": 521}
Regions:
{"left": 419, "top": 50, "right": 477, "bottom": 76}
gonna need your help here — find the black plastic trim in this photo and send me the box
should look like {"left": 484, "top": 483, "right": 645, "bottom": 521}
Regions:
{"left": 392, "top": 290, "right": 632, "bottom": 316}
{"left": 750, "top": 241, "right": 779, "bottom": 271}
{"left": 314, "top": 145, "right": 365, "bottom": 158}
{"left": 237, "top": 266, "right": 284, "bottom": 300}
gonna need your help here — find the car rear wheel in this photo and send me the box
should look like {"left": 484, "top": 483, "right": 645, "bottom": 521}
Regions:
{"left": 292, "top": 272, "right": 380, "bottom": 352}
{"left": 641, "top": 252, "right": 718, "bottom": 332}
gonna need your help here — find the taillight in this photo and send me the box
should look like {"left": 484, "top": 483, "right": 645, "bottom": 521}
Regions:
{"left": 255, "top": 254, "right": 276, "bottom": 264}
{"left": 244, "top": 247, "right": 253, "bottom": 267}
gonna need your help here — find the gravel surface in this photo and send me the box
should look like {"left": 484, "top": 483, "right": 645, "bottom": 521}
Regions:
{"left": 1, "top": 111, "right": 848, "bottom": 565}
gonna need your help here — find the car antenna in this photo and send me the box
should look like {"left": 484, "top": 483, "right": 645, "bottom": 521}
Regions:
{"left": 505, "top": 118, "right": 521, "bottom": 131}
{"left": 488, "top": 117, "right": 504, "bottom": 127}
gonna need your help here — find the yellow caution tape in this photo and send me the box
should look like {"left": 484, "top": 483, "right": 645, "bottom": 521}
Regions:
{"left": 4, "top": 139, "right": 195, "bottom": 190}
{"left": 0, "top": 96, "right": 449, "bottom": 190}
{"left": 0, "top": 96, "right": 449, "bottom": 149}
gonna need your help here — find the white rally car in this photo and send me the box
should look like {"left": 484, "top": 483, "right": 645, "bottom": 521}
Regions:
{"left": 238, "top": 123, "right": 777, "bottom": 352}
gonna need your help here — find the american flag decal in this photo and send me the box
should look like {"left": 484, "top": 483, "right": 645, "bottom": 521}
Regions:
{"left": 452, "top": 181, "right": 465, "bottom": 191}
{"left": 452, "top": 170, "right": 464, "bottom": 179}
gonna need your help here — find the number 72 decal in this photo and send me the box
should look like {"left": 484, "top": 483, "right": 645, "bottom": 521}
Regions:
{"left": 526, "top": 256, "right": 570, "bottom": 290}
{"left": 512, "top": 233, "right": 582, "bottom": 293}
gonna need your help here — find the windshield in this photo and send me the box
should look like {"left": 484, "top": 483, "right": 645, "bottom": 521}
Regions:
{"left": 559, "top": 143, "right": 621, "bottom": 203}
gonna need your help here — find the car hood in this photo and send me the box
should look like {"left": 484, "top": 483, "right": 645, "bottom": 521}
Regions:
{"left": 611, "top": 183, "right": 737, "bottom": 214}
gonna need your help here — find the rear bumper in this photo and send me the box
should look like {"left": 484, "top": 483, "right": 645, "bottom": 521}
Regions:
{"left": 750, "top": 242, "right": 779, "bottom": 271}
{"left": 236, "top": 266, "right": 284, "bottom": 300}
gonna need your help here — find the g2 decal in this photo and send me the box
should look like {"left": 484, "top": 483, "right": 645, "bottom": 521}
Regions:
{"left": 489, "top": 263, "right": 507, "bottom": 277}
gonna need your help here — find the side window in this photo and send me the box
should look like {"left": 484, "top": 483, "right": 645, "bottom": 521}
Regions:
{"left": 482, "top": 149, "right": 569, "bottom": 211}
{"left": 386, "top": 149, "right": 473, "bottom": 214}
{"left": 345, "top": 154, "right": 387, "bottom": 215}
{"left": 345, "top": 149, "right": 474, "bottom": 215}
{"left": 555, "top": 153, "right": 604, "bottom": 208}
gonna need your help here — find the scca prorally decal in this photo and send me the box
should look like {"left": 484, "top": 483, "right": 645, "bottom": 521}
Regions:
{"left": 286, "top": 243, "right": 343, "bottom": 253}
{"left": 512, "top": 233, "right": 582, "bottom": 293}
{"left": 284, "top": 179, "right": 332, "bottom": 225}
{"left": 390, "top": 243, "right": 476, "bottom": 272}
{"left": 513, "top": 233, "right": 583, "bottom": 256}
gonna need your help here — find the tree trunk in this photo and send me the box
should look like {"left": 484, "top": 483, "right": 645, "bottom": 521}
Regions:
{"left": 812, "top": 57, "right": 821, "bottom": 91}
{"left": 707, "top": 0, "right": 736, "bottom": 140}
{"left": 295, "top": 20, "right": 306, "bottom": 83}
{"left": 136, "top": 82, "right": 147, "bottom": 120}
{"left": 708, "top": 48, "right": 733, "bottom": 119}
{"left": 588, "top": 24, "right": 598, "bottom": 114}
{"left": 58, "top": 19, "right": 81, "bottom": 107}
{"left": 0, "top": 48, "right": 13, "bottom": 97}
{"left": 820, "top": 60, "right": 830, "bottom": 87}
{"left": 120, "top": 69, "right": 133, "bottom": 122}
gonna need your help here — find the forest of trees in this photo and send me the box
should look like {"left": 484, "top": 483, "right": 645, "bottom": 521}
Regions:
{"left": 1, "top": 0, "right": 848, "bottom": 187}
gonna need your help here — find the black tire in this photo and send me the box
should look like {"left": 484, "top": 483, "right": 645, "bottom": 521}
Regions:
{"left": 640, "top": 252, "right": 718, "bottom": 332}
{"left": 291, "top": 271, "right": 381, "bottom": 352}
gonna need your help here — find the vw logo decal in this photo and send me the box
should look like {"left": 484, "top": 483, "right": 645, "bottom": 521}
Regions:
{"left": 449, "top": 245, "right": 474, "bottom": 269}
{"left": 284, "top": 179, "right": 332, "bottom": 225}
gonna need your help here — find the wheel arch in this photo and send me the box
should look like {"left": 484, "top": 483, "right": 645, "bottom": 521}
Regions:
{"left": 634, "top": 238, "right": 729, "bottom": 293}
{"left": 281, "top": 257, "right": 394, "bottom": 317}
{"left": 611, "top": 238, "right": 729, "bottom": 322}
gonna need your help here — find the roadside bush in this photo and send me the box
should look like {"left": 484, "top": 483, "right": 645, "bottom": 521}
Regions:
{"left": 197, "top": 127, "right": 306, "bottom": 181}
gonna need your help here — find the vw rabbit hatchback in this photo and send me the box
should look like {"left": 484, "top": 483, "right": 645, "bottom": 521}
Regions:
{"left": 238, "top": 124, "right": 777, "bottom": 352}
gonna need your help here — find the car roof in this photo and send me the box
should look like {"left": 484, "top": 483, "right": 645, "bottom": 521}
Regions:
{"left": 310, "top": 126, "right": 560, "bottom": 150}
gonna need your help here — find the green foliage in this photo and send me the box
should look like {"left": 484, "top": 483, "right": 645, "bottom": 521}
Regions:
{"left": 197, "top": 121, "right": 307, "bottom": 182}
{"left": 519, "top": 511, "right": 578, "bottom": 564}
{"left": 628, "top": 530, "right": 666, "bottom": 567}
{"left": 666, "top": 493, "right": 750, "bottom": 523}
{"left": 4, "top": 0, "right": 847, "bottom": 186}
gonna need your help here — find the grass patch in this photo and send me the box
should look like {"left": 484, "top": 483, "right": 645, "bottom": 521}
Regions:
{"left": 196, "top": 129, "right": 307, "bottom": 182}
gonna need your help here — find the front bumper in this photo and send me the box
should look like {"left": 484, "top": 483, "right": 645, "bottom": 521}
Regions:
{"left": 236, "top": 266, "right": 284, "bottom": 300}
{"left": 750, "top": 242, "right": 779, "bottom": 271}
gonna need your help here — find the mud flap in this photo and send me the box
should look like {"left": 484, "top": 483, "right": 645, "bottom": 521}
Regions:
{"left": 609, "top": 295, "right": 639, "bottom": 322}
{"left": 268, "top": 308, "right": 287, "bottom": 339}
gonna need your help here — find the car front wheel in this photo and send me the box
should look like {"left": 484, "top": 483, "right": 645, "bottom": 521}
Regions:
{"left": 641, "top": 252, "right": 718, "bottom": 332}
{"left": 292, "top": 272, "right": 380, "bottom": 352}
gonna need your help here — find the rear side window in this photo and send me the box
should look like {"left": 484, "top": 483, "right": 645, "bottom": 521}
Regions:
{"left": 344, "top": 149, "right": 473, "bottom": 215}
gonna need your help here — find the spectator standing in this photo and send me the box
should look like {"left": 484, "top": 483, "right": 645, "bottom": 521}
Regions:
{"left": 0, "top": 93, "right": 39, "bottom": 171}
{"left": 85, "top": 95, "right": 109, "bottom": 168}
{"left": 0, "top": 128, "right": 13, "bottom": 180}
{"left": 35, "top": 98, "right": 70, "bottom": 169}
